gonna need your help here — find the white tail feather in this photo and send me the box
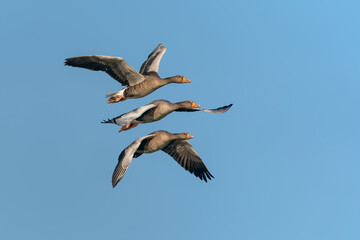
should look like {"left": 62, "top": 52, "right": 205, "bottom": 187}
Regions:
{"left": 106, "top": 89, "right": 126, "bottom": 103}
{"left": 106, "top": 89, "right": 125, "bottom": 98}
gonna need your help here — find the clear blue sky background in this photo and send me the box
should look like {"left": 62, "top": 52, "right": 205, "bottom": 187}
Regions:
{"left": 1, "top": 0, "right": 360, "bottom": 239}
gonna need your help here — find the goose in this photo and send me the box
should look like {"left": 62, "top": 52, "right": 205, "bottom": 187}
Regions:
{"left": 112, "top": 131, "right": 213, "bottom": 187}
{"left": 65, "top": 44, "right": 190, "bottom": 103}
{"left": 102, "top": 100, "right": 233, "bottom": 132}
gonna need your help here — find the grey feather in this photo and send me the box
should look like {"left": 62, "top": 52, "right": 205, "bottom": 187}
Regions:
{"left": 139, "top": 44, "right": 167, "bottom": 76}
{"left": 175, "top": 104, "right": 233, "bottom": 113}
{"left": 112, "top": 134, "right": 155, "bottom": 187}
{"left": 103, "top": 103, "right": 158, "bottom": 126}
{"left": 161, "top": 140, "right": 214, "bottom": 182}
{"left": 65, "top": 55, "right": 145, "bottom": 86}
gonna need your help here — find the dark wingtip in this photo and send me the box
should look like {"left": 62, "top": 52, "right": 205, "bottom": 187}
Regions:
{"left": 202, "top": 103, "right": 233, "bottom": 113}
{"left": 205, "top": 170, "right": 214, "bottom": 180}
{"left": 101, "top": 118, "right": 113, "bottom": 124}
{"left": 224, "top": 104, "right": 233, "bottom": 110}
{"left": 64, "top": 59, "right": 71, "bottom": 66}
{"left": 196, "top": 171, "right": 214, "bottom": 183}
{"left": 112, "top": 178, "right": 119, "bottom": 188}
{"left": 221, "top": 104, "right": 233, "bottom": 112}
{"left": 64, "top": 58, "right": 77, "bottom": 67}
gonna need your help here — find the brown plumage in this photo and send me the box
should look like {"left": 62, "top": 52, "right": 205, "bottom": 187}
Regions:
{"left": 64, "top": 44, "right": 191, "bottom": 103}
{"left": 134, "top": 100, "right": 199, "bottom": 123}
{"left": 118, "top": 75, "right": 189, "bottom": 101}
{"left": 102, "top": 100, "right": 233, "bottom": 132}
{"left": 112, "top": 131, "right": 214, "bottom": 187}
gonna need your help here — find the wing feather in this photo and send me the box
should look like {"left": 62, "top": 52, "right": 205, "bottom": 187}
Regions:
{"left": 103, "top": 103, "right": 157, "bottom": 126}
{"left": 112, "top": 134, "right": 155, "bottom": 187}
{"left": 175, "top": 104, "right": 233, "bottom": 113}
{"left": 139, "top": 44, "right": 167, "bottom": 76}
{"left": 65, "top": 55, "right": 145, "bottom": 86}
{"left": 161, "top": 140, "right": 214, "bottom": 182}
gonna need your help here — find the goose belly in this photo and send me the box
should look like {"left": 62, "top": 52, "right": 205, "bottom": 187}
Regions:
{"left": 125, "top": 80, "right": 165, "bottom": 98}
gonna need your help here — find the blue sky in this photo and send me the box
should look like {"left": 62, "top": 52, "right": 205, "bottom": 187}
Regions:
{"left": 2, "top": 0, "right": 360, "bottom": 239}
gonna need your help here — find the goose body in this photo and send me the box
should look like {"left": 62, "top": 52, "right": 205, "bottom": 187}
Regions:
{"left": 112, "top": 131, "right": 214, "bottom": 187}
{"left": 102, "top": 100, "right": 233, "bottom": 132}
{"left": 65, "top": 44, "right": 191, "bottom": 103}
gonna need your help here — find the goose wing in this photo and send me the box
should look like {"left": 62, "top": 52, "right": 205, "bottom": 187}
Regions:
{"left": 175, "top": 104, "right": 233, "bottom": 113}
{"left": 102, "top": 103, "right": 158, "bottom": 126}
{"left": 65, "top": 55, "right": 145, "bottom": 86}
{"left": 162, "top": 140, "right": 214, "bottom": 182}
{"left": 112, "top": 134, "right": 155, "bottom": 187}
{"left": 139, "top": 44, "right": 167, "bottom": 77}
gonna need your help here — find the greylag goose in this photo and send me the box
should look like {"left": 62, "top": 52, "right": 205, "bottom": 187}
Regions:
{"left": 112, "top": 131, "right": 214, "bottom": 187}
{"left": 65, "top": 44, "right": 190, "bottom": 103}
{"left": 102, "top": 100, "right": 233, "bottom": 132}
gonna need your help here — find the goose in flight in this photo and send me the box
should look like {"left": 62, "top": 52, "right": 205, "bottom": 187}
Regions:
{"left": 112, "top": 131, "right": 214, "bottom": 187}
{"left": 65, "top": 44, "right": 191, "bottom": 103}
{"left": 102, "top": 100, "right": 233, "bottom": 132}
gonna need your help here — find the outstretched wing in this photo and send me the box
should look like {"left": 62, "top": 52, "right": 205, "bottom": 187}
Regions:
{"left": 175, "top": 104, "right": 233, "bottom": 113}
{"left": 162, "top": 140, "right": 214, "bottom": 182}
{"left": 65, "top": 55, "right": 145, "bottom": 86}
{"left": 112, "top": 134, "right": 155, "bottom": 187}
{"left": 102, "top": 103, "right": 158, "bottom": 126}
{"left": 139, "top": 44, "right": 167, "bottom": 77}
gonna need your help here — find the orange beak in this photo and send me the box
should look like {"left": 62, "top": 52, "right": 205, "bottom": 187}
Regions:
{"left": 192, "top": 102, "right": 200, "bottom": 108}
{"left": 186, "top": 133, "right": 194, "bottom": 139}
{"left": 182, "top": 77, "right": 191, "bottom": 83}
